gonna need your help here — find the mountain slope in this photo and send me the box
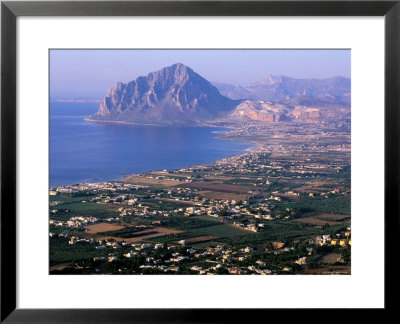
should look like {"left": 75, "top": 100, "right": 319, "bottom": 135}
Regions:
{"left": 228, "top": 99, "right": 349, "bottom": 124}
{"left": 89, "top": 63, "right": 239, "bottom": 124}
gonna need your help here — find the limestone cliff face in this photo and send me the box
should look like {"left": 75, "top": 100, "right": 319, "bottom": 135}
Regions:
{"left": 229, "top": 100, "right": 340, "bottom": 124}
{"left": 92, "top": 63, "right": 238, "bottom": 124}
{"left": 229, "top": 100, "right": 290, "bottom": 122}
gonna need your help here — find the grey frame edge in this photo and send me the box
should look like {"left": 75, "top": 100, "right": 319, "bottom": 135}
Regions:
{"left": 1, "top": 0, "right": 399, "bottom": 323}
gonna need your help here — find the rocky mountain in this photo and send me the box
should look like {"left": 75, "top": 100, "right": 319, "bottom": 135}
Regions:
{"left": 228, "top": 99, "right": 349, "bottom": 124}
{"left": 229, "top": 100, "right": 292, "bottom": 123}
{"left": 89, "top": 64, "right": 350, "bottom": 125}
{"left": 214, "top": 75, "right": 351, "bottom": 103}
{"left": 89, "top": 63, "right": 239, "bottom": 124}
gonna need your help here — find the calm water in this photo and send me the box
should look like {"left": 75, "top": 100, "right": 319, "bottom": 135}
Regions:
{"left": 50, "top": 102, "right": 252, "bottom": 187}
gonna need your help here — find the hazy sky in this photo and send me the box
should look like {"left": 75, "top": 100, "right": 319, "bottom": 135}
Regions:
{"left": 50, "top": 49, "right": 350, "bottom": 99}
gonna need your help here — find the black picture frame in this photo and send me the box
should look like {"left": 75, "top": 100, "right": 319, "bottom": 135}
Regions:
{"left": 1, "top": 0, "right": 399, "bottom": 322}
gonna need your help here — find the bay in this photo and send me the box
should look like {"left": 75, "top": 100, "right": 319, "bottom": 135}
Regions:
{"left": 50, "top": 102, "right": 252, "bottom": 187}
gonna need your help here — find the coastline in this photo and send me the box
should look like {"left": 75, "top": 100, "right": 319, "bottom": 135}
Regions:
{"left": 51, "top": 141, "right": 260, "bottom": 189}
{"left": 84, "top": 117, "right": 164, "bottom": 127}
{"left": 51, "top": 120, "right": 259, "bottom": 188}
{"left": 84, "top": 117, "right": 221, "bottom": 128}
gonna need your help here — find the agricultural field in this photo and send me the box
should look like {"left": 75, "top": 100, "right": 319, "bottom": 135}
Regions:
{"left": 123, "top": 174, "right": 181, "bottom": 188}
{"left": 174, "top": 236, "right": 219, "bottom": 244}
{"left": 301, "top": 265, "right": 351, "bottom": 275}
{"left": 318, "top": 252, "right": 342, "bottom": 264}
{"left": 316, "top": 213, "right": 351, "bottom": 222}
{"left": 292, "top": 217, "right": 340, "bottom": 226}
{"left": 182, "top": 181, "right": 251, "bottom": 194}
{"left": 178, "top": 224, "right": 247, "bottom": 240}
{"left": 85, "top": 223, "right": 125, "bottom": 234}
{"left": 199, "top": 191, "right": 250, "bottom": 201}
{"left": 141, "top": 199, "right": 196, "bottom": 211}
{"left": 50, "top": 200, "right": 119, "bottom": 221}
{"left": 149, "top": 220, "right": 247, "bottom": 244}
{"left": 96, "top": 227, "right": 183, "bottom": 243}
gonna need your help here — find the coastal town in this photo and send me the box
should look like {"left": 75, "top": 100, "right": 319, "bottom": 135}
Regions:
{"left": 49, "top": 123, "right": 351, "bottom": 275}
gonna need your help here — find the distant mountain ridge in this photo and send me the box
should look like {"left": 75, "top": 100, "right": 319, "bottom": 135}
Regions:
{"left": 213, "top": 75, "right": 350, "bottom": 103}
{"left": 88, "top": 63, "right": 350, "bottom": 125}
{"left": 55, "top": 98, "right": 102, "bottom": 104}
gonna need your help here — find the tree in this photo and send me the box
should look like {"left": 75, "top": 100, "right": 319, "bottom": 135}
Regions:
{"left": 341, "top": 248, "right": 351, "bottom": 263}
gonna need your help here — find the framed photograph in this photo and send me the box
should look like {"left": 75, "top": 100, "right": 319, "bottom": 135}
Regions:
{"left": 1, "top": 0, "right": 398, "bottom": 321}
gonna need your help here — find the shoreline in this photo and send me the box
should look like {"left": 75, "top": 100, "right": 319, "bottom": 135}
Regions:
{"left": 51, "top": 121, "right": 260, "bottom": 189}
{"left": 84, "top": 117, "right": 166, "bottom": 127}
{"left": 50, "top": 144, "right": 259, "bottom": 189}
{"left": 84, "top": 117, "right": 223, "bottom": 128}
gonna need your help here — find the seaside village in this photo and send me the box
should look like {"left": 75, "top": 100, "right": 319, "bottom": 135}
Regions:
{"left": 50, "top": 144, "right": 351, "bottom": 275}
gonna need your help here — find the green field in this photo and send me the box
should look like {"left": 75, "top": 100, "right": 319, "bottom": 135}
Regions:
{"left": 179, "top": 224, "right": 246, "bottom": 239}
{"left": 141, "top": 199, "right": 195, "bottom": 211}
{"left": 149, "top": 219, "right": 246, "bottom": 244}
{"left": 49, "top": 237, "right": 115, "bottom": 266}
{"left": 274, "top": 195, "right": 350, "bottom": 216}
{"left": 192, "top": 215, "right": 222, "bottom": 223}
{"left": 50, "top": 201, "right": 119, "bottom": 221}
{"left": 152, "top": 213, "right": 346, "bottom": 248}
{"left": 50, "top": 195, "right": 88, "bottom": 203}
{"left": 216, "top": 221, "right": 347, "bottom": 248}
{"left": 191, "top": 241, "right": 221, "bottom": 248}
{"left": 162, "top": 216, "right": 220, "bottom": 230}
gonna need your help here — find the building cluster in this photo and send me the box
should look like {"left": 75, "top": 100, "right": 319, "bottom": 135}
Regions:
{"left": 309, "top": 228, "right": 351, "bottom": 247}
{"left": 102, "top": 243, "right": 278, "bottom": 275}
{"left": 50, "top": 182, "right": 145, "bottom": 195}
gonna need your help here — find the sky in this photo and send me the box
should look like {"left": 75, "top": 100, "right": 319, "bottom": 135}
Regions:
{"left": 50, "top": 49, "right": 351, "bottom": 99}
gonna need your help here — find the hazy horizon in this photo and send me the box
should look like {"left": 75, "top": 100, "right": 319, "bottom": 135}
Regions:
{"left": 50, "top": 49, "right": 351, "bottom": 99}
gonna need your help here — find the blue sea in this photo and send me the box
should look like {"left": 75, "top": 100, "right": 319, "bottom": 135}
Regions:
{"left": 50, "top": 102, "right": 252, "bottom": 187}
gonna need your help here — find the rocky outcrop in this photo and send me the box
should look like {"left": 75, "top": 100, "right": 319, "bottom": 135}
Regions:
{"left": 229, "top": 100, "right": 345, "bottom": 124}
{"left": 90, "top": 63, "right": 238, "bottom": 124}
{"left": 229, "top": 100, "right": 290, "bottom": 122}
